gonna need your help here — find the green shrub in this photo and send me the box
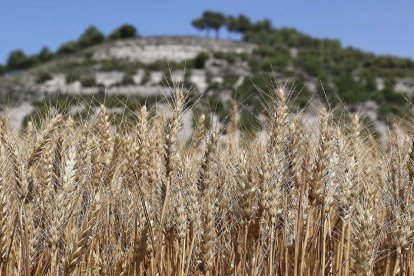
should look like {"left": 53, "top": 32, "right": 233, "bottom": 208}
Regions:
{"left": 37, "top": 47, "right": 54, "bottom": 62}
{"left": 296, "top": 53, "right": 325, "bottom": 77}
{"left": 212, "top": 52, "right": 238, "bottom": 64}
{"left": 80, "top": 76, "right": 97, "bottom": 87}
{"left": 57, "top": 41, "right": 79, "bottom": 55}
{"left": 65, "top": 71, "right": 81, "bottom": 83}
{"left": 82, "top": 51, "right": 94, "bottom": 59}
{"left": 78, "top": 26, "right": 105, "bottom": 49}
{"left": 192, "top": 53, "right": 209, "bottom": 69}
{"left": 146, "top": 61, "right": 170, "bottom": 71}
{"left": 296, "top": 92, "right": 311, "bottom": 109}
{"left": 380, "top": 87, "right": 407, "bottom": 104}
{"left": 239, "top": 109, "right": 260, "bottom": 133}
{"left": 378, "top": 103, "right": 405, "bottom": 121}
{"left": 100, "top": 59, "right": 122, "bottom": 71}
{"left": 140, "top": 71, "right": 150, "bottom": 84}
{"left": 120, "top": 73, "right": 135, "bottom": 85}
{"left": 260, "top": 56, "right": 289, "bottom": 70}
{"left": 36, "top": 72, "right": 53, "bottom": 84}
{"left": 7, "top": 50, "right": 38, "bottom": 71}
{"left": 109, "top": 24, "right": 138, "bottom": 40}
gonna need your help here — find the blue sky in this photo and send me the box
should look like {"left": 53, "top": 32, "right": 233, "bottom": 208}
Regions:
{"left": 1, "top": 0, "right": 413, "bottom": 63}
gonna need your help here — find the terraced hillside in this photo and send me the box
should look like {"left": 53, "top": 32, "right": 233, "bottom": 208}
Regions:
{"left": 1, "top": 30, "right": 413, "bottom": 136}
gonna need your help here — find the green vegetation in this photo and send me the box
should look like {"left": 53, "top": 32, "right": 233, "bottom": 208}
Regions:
{"left": 3, "top": 23, "right": 139, "bottom": 73}
{"left": 77, "top": 26, "right": 105, "bottom": 49}
{"left": 23, "top": 92, "right": 163, "bottom": 127}
{"left": 192, "top": 11, "right": 226, "bottom": 38}
{"left": 109, "top": 24, "right": 138, "bottom": 40}
{"left": 7, "top": 50, "right": 38, "bottom": 71}
{"left": 80, "top": 76, "right": 98, "bottom": 87}
{"left": 120, "top": 73, "right": 135, "bottom": 85}
{"left": 37, "top": 47, "right": 54, "bottom": 62}
{"left": 192, "top": 52, "right": 209, "bottom": 69}
{"left": 35, "top": 71, "right": 53, "bottom": 84}
{"left": 190, "top": 11, "right": 413, "bottom": 119}
{"left": 1, "top": 12, "right": 413, "bottom": 123}
{"left": 57, "top": 41, "right": 79, "bottom": 55}
{"left": 65, "top": 71, "right": 81, "bottom": 83}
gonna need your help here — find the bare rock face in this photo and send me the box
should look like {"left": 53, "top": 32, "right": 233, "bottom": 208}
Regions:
{"left": 394, "top": 78, "right": 414, "bottom": 96}
{"left": 96, "top": 71, "right": 124, "bottom": 87}
{"left": 93, "top": 36, "right": 255, "bottom": 64}
{"left": 133, "top": 69, "right": 146, "bottom": 84}
{"left": 149, "top": 71, "right": 164, "bottom": 84}
{"left": 0, "top": 36, "right": 255, "bottom": 127}
{"left": 5, "top": 102, "right": 34, "bottom": 129}
{"left": 190, "top": 70, "right": 207, "bottom": 92}
{"left": 0, "top": 35, "right": 399, "bottom": 138}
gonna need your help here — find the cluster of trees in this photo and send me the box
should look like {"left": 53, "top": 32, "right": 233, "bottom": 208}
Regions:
{"left": 191, "top": 11, "right": 279, "bottom": 41}
{"left": 191, "top": 11, "right": 340, "bottom": 48}
{"left": 3, "top": 10, "right": 414, "bottom": 118}
{"left": 1, "top": 24, "right": 138, "bottom": 74}
{"left": 191, "top": 12, "right": 414, "bottom": 116}
{"left": 192, "top": 11, "right": 253, "bottom": 39}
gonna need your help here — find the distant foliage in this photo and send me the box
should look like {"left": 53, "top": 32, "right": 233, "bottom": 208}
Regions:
{"left": 192, "top": 11, "right": 226, "bottom": 38}
{"left": 65, "top": 71, "right": 81, "bottom": 83}
{"left": 109, "top": 24, "right": 138, "bottom": 40}
{"left": 234, "top": 15, "right": 252, "bottom": 36}
{"left": 38, "top": 46, "right": 54, "bottom": 62}
{"left": 191, "top": 18, "right": 207, "bottom": 34}
{"left": 7, "top": 50, "right": 38, "bottom": 71}
{"left": 57, "top": 41, "right": 79, "bottom": 55}
{"left": 192, "top": 52, "right": 209, "bottom": 69}
{"left": 2, "top": 23, "right": 140, "bottom": 73}
{"left": 0, "top": 64, "right": 5, "bottom": 75}
{"left": 120, "top": 73, "right": 135, "bottom": 85}
{"left": 77, "top": 26, "right": 105, "bottom": 48}
{"left": 189, "top": 11, "right": 414, "bottom": 119}
{"left": 36, "top": 71, "right": 53, "bottom": 84}
{"left": 80, "top": 76, "right": 98, "bottom": 87}
{"left": 225, "top": 15, "right": 238, "bottom": 35}
{"left": 193, "top": 12, "right": 251, "bottom": 40}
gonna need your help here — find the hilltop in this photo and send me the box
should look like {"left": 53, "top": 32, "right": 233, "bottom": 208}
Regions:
{"left": 1, "top": 18, "right": 414, "bottom": 135}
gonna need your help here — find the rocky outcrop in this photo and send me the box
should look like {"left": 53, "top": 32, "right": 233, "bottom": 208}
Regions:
{"left": 92, "top": 36, "right": 255, "bottom": 63}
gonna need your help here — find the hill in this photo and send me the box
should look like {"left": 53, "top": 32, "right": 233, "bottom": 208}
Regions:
{"left": 1, "top": 20, "right": 414, "bottom": 135}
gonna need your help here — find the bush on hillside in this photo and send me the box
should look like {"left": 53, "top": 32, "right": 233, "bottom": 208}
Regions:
{"left": 37, "top": 47, "right": 54, "bottom": 62}
{"left": 192, "top": 52, "right": 209, "bottom": 69}
{"left": 57, "top": 41, "right": 79, "bottom": 55}
{"left": 80, "top": 76, "right": 98, "bottom": 87}
{"left": 65, "top": 71, "right": 81, "bottom": 83}
{"left": 77, "top": 26, "right": 105, "bottom": 49}
{"left": 109, "top": 24, "right": 138, "bottom": 40}
{"left": 120, "top": 73, "right": 135, "bottom": 85}
{"left": 7, "top": 50, "right": 38, "bottom": 71}
{"left": 36, "top": 71, "right": 53, "bottom": 84}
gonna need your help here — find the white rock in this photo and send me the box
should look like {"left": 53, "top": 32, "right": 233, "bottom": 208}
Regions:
{"left": 171, "top": 70, "right": 185, "bottom": 83}
{"left": 96, "top": 71, "right": 124, "bottom": 87}
{"left": 190, "top": 70, "right": 207, "bottom": 93}
{"left": 133, "top": 69, "right": 145, "bottom": 84}
{"left": 93, "top": 36, "right": 255, "bottom": 64}
{"left": 150, "top": 71, "right": 164, "bottom": 85}
{"left": 3, "top": 102, "right": 34, "bottom": 129}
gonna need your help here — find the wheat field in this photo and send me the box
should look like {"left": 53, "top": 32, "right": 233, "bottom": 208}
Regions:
{"left": 0, "top": 88, "right": 413, "bottom": 275}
